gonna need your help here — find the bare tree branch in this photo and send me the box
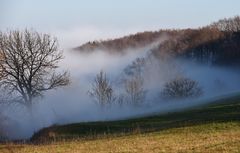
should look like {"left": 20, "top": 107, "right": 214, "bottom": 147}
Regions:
{"left": 161, "top": 77, "right": 203, "bottom": 100}
{"left": 0, "top": 29, "right": 70, "bottom": 109}
{"left": 88, "top": 70, "right": 115, "bottom": 107}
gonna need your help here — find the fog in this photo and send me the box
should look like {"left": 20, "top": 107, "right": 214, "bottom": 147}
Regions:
{"left": 1, "top": 42, "right": 240, "bottom": 140}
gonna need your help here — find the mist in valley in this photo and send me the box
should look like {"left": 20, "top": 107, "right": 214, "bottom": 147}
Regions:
{"left": 1, "top": 38, "right": 240, "bottom": 140}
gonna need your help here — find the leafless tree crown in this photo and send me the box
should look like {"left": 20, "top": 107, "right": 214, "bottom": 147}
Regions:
{"left": 0, "top": 29, "right": 69, "bottom": 108}
{"left": 210, "top": 16, "right": 240, "bottom": 32}
{"left": 161, "top": 77, "right": 202, "bottom": 100}
{"left": 124, "top": 76, "right": 145, "bottom": 106}
{"left": 88, "top": 71, "right": 115, "bottom": 107}
{"left": 123, "top": 57, "right": 146, "bottom": 106}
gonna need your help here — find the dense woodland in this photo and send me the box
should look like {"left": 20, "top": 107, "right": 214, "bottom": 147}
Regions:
{"left": 75, "top": 16, "right": 240, "bottom": 66}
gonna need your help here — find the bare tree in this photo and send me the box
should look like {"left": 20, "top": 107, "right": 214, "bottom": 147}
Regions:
{"left": 211, "top": 16, "right": 240, "bottom": 32}
{"left": 124, "top": 76, "right": 146, "bottom": 106}
{"left": 0, "top": 29, "right": 69, "bottom": 110}
{"left": 122, "top": 57, "right": 146, "bottom": 106}
{"left": 124, "top": 57, "right": 145, "bottom": 76}
{"left": 161, "top": 77, "right": 202, "bottom": 100}
{"left": 88, "top": 71, "right": 115, "bottom": 107}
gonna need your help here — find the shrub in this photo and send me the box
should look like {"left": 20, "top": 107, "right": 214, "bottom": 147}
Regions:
{"left": 161, "top": 77, "right": 203, "bottom": 100}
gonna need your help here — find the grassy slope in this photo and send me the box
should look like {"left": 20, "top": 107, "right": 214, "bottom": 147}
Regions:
{"left": 31, "top": 95, "right": 240, "bottom": 142}
{"left": 1, "top": 95, "right": 240, "bottom": 153}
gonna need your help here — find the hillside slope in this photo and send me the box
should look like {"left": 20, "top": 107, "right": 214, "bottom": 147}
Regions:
{"left": 75, "top": 16, "right": 240, "bottom": 66}
{"left": 1, "top": 95, "right": 239, "bottom": 153}
{"left": 31, "top": 95, "right": 240, "bottom": 143}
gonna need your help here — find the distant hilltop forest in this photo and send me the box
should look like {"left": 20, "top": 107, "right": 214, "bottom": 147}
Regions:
{"left": 75, "top": 16, "right": 240, "bottom": 66}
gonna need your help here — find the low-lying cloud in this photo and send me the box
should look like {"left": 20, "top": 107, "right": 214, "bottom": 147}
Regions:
{"left": 1, "top": 42, "right": 240, "bottom": 140}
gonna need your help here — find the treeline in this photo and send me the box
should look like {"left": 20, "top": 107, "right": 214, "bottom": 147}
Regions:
{"left": 74, "top": 30, "right": 169, "bottom": 54}
{"left": 153, "top": 16, "right": 240, "bottom": 65}
{"left": 75, "top": 16, "right": 240, "bottom": 66}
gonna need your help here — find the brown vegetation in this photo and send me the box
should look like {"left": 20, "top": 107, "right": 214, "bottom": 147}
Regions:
{"left": 74, "top": 30, "right": 174, "bottom": 54}
{"left": 75, "top": 16, "right": 240, "bottom": 66}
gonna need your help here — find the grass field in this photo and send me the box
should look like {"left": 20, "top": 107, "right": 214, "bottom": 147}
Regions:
{"left": 0, "top": 95, "right": 240, "bottom": 153}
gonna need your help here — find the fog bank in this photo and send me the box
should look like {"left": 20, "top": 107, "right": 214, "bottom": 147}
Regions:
{"left": 1, "top": 47, "right": 240, "bottom": 140}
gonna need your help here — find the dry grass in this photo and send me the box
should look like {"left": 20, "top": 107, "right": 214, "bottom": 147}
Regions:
{"left": 1, "top": 95, "right": 240, "bottom": 153}
{"left": 1, "top": 122, "right": 240, "bottom": 153}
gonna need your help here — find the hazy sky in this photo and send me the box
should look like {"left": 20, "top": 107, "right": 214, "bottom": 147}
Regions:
{"left": 1, "top": 0, "right": 240, "bottom": 48}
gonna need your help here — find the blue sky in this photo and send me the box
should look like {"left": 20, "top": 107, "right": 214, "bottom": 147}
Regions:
{"left": 1, "top": 0, "right": 240, "bottom": 29}
{"left": 1, "top": 0, "right": 240, "bottom": 47}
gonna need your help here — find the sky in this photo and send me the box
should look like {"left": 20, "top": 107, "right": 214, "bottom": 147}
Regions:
{"left": 1, "top": 0, "right": 240, "bottom": 48}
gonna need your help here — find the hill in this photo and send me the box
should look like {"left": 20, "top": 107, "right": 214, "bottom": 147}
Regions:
{"left": 75, "top": 16, "right": 240, "bottom": 66}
